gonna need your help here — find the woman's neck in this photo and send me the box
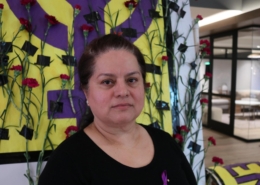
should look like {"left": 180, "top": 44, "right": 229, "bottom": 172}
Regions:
{"left": 86, "top": 121, "right": 141, "bottom": 147}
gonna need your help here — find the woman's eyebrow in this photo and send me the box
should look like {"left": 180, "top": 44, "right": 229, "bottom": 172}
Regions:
{"left": 97, "top": 71, "right": 141, "bottom": 78}
{"left": 97, "top": 73, "right": 115, "bottom": 78}
{"left": 125, "top": 71, "right": 141, "bottom": 76}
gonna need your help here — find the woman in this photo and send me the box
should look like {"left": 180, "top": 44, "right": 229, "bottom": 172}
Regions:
{"left": 39, "top": 34, "right": 196, "bottom": 185}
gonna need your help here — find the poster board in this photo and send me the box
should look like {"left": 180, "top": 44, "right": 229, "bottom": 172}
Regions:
{"left": 0, "top": 0, "right": 172, "bottom": 163}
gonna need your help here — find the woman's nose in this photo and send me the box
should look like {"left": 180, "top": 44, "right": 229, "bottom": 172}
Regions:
{"left": 114, "top": 80, "right": 129, "bottom": 97}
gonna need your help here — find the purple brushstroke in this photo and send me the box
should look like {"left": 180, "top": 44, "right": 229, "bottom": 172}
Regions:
{"left": 47, "top": 89, "right": 86, "bottom": 119}
{"left": 117, "top": 0, "right": 155, "bottom": 42}
{"left": 7, "top": 0, "right": 67, "bottom": 50}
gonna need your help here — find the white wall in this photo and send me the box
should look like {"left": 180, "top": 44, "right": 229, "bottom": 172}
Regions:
{"left": 0, "top": 162, "right": 46, "bottom": 185}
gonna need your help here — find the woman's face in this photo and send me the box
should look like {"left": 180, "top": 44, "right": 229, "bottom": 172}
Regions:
{"left": 84, "top": 49, "right": 145, "bottom": 126}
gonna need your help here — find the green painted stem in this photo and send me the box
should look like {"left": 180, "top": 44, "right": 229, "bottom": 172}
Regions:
{"left": 41, "top": 26, "right": 50, "bottom": 55}
{"left": 1, "top": 77, "right": 16, "bottom": 128}
{"left": 34, "top": 69, "right": 45, "bottom": 139}
{"left": 35, "top": 88, "right": 65, "bottom": 185}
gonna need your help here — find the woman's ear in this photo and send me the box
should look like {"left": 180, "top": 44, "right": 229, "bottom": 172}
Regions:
{"left": 83, "top": 89, "right": 88, "bottom": 99}
{"left": 81, "top": 84, "right": 88, "bottom": 98}
{"left": 83, "top": 90, "right": 90, "bottom": 107}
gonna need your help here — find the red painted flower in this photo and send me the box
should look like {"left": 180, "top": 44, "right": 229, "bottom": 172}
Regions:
{"left": 161, "top": 56, "right": 168, "bottom": 66}
{"left": 124, "top": 0, "right": 138, "bottom": 10}
{"left": 22, "top": 78, "right": 39, "bottom": 88}
{"left": 195, "top": 14, "right": 203, "bottom": 23}
{"left": 162, "top": 56, "right": 169, "bottom": 61}
{"left": 208, "top": 136, "right": 216, "bottom": 146}
{"left": 113, "top": 31, "right": 123, "bottom": 36}
{"left": 65, "top": 125, "right": 78, "bottom": 138}
{"left": 20, "top": 0, "right": 36, "bottom": 6}
{"left": 75, "top": 4, "right": 81, "bottom": 11}
{"left": 173, "top": 133, "right": 183, "bottom": 143}
{"left": 81, "top": 24, "right": 94, "bottom": 32}
{"left": 74, "top": 4, "right": 81, "bottom": 16}
{"left": 81, "top": 24, "right": 94, "bottom": 37}
{"left": 202, "top": 47, "right": 211, "bottom": 55}
{"left": 179, "top": 125, "right": 190, "bottom": 133}
{"left": 75, "top": 4, "right": 81, "bottom": 10}
{"left": 10, "top": 65, "right": 22, "bottom": 71}
{"left": 60, "top": 74, "right": 70, "bottom": 80}
{"left": 45, "top": 14, "right": 59, "bottom": 26}
{"left": 204, "top": 72, "right": 212, "bottom": 79}
{"left": 145, "top": 82, "right": 151, "bottom": 93}
{"left": 196, "top": 15, "right": 203, "bottom": 20}
{"left": 212, "top": 156, "right": 224, "bottom": 165}
{"left": 200, "top": 39, "right": 210, "bottom": 55}
{"left": 19, "top": 18, "right": 32, "bottom": 32}
{"left": 10, "top": 65, "right": 22, "bottom": 77}
{"left": 0, "top": 3, "right": 4, "bottom": 9}
{"left": 200, "top": 98, "right": 208, "bottom": 104}
{"left": 200, "top": 39, "right": 210, "bottom": 48}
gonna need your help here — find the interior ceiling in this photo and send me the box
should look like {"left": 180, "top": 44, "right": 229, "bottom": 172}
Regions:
{"left": 189, "top": 0, "right": 260, "bottom": 37}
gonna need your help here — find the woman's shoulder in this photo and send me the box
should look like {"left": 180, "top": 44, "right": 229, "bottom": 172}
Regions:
{"left": 39, "top": 130, "right": 93, "bottom": 184}
{"left": 139, "top": 124, "right": 182, "bottom": 151}
{"left": 60, "top": 129, "right": 87, "bottom": 144}
{"left": 139, "top": 123, "right": 172, "bottom": 139}
{"left": 139, "top": 124, "right": 177, "bottom": 146}
{"left": 51, "top": 129, "right": 92, "bottom": 156}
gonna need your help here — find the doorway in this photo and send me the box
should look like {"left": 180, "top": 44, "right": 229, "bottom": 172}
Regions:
{"left": 202, "top": 26, "right": 260, "bottom": 141}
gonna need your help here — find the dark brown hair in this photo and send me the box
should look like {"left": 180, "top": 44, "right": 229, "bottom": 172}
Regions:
{"left": 78, "top": 34, "right": 146, "bottom": 129}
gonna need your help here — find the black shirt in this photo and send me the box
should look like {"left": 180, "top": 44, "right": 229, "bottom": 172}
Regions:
{"left": 39, "top": 125, "right": 197, "bottom": 185}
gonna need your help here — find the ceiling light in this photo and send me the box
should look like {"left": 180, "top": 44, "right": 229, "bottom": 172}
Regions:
{"left": 199, "top": 10, "right": 243, "bottom": 27}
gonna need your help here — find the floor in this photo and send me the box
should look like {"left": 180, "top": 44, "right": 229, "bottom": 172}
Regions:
{"left": 202, "top": 127, "right": 260, "bottom": 168}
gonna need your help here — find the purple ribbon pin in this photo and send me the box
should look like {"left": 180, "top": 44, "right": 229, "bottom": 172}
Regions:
{"left": 161, "top": 170, "right": 168, "bottom": 185}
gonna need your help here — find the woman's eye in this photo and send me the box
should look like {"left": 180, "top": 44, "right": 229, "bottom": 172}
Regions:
{"left": 128, "top": 78, "right": 138, "bottom": 83}
{"left": 102, "top": 80, "right": 114, "bottom": 85}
